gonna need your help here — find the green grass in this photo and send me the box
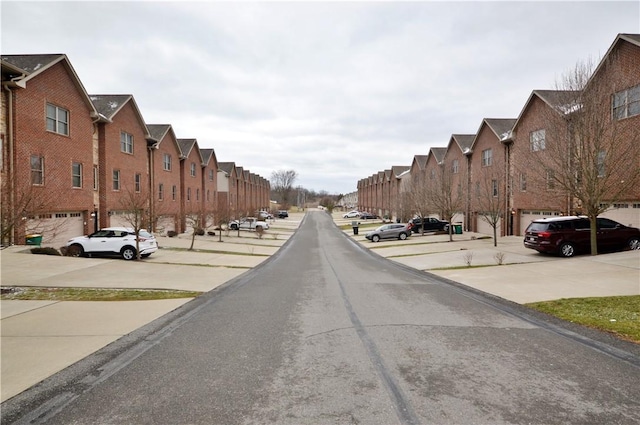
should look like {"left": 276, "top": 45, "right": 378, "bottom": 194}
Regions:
{"left": 526, "top": 296, "right": 640, "bottom": 343}
{"left": 0, "top": 287, "right": 203, "bottom": 301}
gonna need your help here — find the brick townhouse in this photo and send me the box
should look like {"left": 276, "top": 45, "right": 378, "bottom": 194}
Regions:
{"left": 357, "top": 33, "right": 640, "bottom": 235}
{"left": 1, "top": 54, "right": 271, "bottom": 246}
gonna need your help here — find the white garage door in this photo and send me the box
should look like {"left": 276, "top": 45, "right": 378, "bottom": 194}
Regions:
{"left": 601, "top": 204, "right": 640, "bottom": 228}
{"left": 519, "top": 211, "right": 561, "bottom": 235}
{"left": 477, "top": 215, "right": 501, "bottom": 236}
{"left": 26, "top": 212, "right": 85, "bottom": 247}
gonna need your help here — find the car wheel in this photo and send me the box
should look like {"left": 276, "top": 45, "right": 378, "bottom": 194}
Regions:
{"left": 628, "top": 237, "right": 640, "bottom": 250}
{"left": 372, "top": 235, "right": 380, "bottom": 243}
{"left": 559, "top": 243, "right": 575, "bottom": 258}
{"left": 399, "top": 232, "right": 407, "bottom": 240}
{"left": 67, "top": 244, "right": 84, "bottom": 257}
{"left": 121, "top": 246, "right": 137, "bottom": 260}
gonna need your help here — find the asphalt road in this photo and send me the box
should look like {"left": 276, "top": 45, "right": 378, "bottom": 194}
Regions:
{"left": 4, "top": 211, "right": 640, "bottom": 424}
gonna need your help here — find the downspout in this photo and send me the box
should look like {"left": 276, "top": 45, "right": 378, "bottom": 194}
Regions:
{"left": 3, "top": 84, "right": 15, "bottom": 245}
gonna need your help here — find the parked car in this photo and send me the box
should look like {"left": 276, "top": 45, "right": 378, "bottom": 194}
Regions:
{"left": 228, "top": 217, "right": 269, "bottom": 231}
{"left": 277, "top": 210, "right": 289, "bottom": 219}
{"left": 524, "top": 216, "right": 640, "bottom": 257}
{"left": 257, "top": 211, "right": 273, "bottom": 220}
{"left": 66, "top": 227, "right": 158, "bottom": 260}
{"left": 359, "top": 212, "right": 379, "bottom": 220}
{"left": 365, "top": 223, "right": 411, "bottom": 242}
{"left": 409, "top": 217, "right": 449, "bottom": 233}
{"left": 343, "top": 210, "right": 361, "bottom": 218}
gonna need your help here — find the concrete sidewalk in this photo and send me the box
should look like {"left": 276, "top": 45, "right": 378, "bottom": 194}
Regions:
{"left": 1, "top": 212, "right": 639, "bottom": 403}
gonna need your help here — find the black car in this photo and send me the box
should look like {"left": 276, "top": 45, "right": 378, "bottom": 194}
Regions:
{"left": 277, "top": 210, "right": 289, "bottom": 219}
{"left": 524, "top": 216, "right": 640, "bottom": 257}
{"left": 409, "top": 217, "right": 449, "bottom": 233}
{"left": 359, "top": 212, "right": 378, "bottom": 220}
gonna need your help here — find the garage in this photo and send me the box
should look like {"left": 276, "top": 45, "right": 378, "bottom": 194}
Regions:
{"left": 601, "top": 204, "right": 640, "bottom": 228}
{"left": 519, "top": 211, "right": 561, "bottom": 235}
{"left": 476, "top": 215, "right": 501, "bottom": 237}
{"left": 26, "top": 212, "right": 85, "bottom": 247}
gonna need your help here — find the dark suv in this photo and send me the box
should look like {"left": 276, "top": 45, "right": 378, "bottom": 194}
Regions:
{"left": 408, "top": 217, "right": 449, "bottom": 233}
{"left": 524, "top": 216, "right": 640, "bottom": 257}
{"left": 277, "top": 210, "right": 289, "bottom": 219}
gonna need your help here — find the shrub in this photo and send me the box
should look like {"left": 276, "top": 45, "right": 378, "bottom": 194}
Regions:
{"left": 194, "top": 228, "right": 205, "bottom": 236}
{"left": 255, "top": 226, "right": 265, "bottom": 239}
{"left": 207, "top": 231, "right": 216, "bottom": 236}
{"left": 31, "top": 247, "right": 61, "bottom": 256}
{"left": 167, "top": 231, "right": 177, "bottom": 237}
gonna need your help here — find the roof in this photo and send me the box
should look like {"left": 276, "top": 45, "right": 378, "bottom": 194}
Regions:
{"left": 2, "top": 54, "right": 98, "bottom": 116}
{"left": 430, "top": 147, "right": 447, "bottom": 163}
{"left": 200, "top": 148, "right": 217, "bottom": 167}
{"left": 450, "top": 134, "right": 475, "bottom": 154}
{"left": 177, "top": 138, "right": 204, "bottom": 163}
{"left": 146, "top": 124, "right": 171, "bottom": 142}
{"left": 218, "top": 162, "right": 235, "bottom": 174}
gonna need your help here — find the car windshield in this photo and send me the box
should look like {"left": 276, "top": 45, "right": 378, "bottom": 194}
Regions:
{"left": 527, "top": 222, "right": 550, "bottom": 232}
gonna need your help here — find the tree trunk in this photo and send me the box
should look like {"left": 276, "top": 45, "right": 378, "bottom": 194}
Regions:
{"left": 589, "top": 214, "right": 598, "bottom": 255}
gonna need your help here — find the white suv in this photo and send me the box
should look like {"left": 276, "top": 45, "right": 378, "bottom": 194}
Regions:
{"left": 66, "top": 227, "right": 158, "bottom": 260}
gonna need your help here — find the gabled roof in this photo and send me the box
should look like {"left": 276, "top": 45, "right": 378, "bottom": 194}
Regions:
{"left": 391, "top": 165, "right": 410, "bottom": 178}
{"left": 588, "top": 33, "right": 640, "bottom": 89}
{"left": 90, "top": 95, "right": 151, "bottom": 138}
{"left": 510, "top": 90, "right": 577, "bottom": 138}
{"left": 430, "top": 147, "right": 447, "bottom": 164}
{"left": 218, "top": 162, "right": 235, "bottom": 175}
{"left": 200, "top": 148, "right": 217, "bottom": 168}
{"left": 2, "top": 54, "right": 98, "bottom": 117}
{"left": 177, "top": 138, "right": 204, "bottom": 163}
{"left": 471, "top": 118, "right": 517, "bottom": 150}
{"left": 450, "top": 134, "right": 475, "bottom": 155}
{"left": 147, "top": 124, "right": 172, "bottom": 142}
{"left": 411, "top": 155, "right": 428, "bottom": 171}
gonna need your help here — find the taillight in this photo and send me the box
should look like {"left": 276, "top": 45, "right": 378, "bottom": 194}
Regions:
{"left": 537, "top": 231, "right": 551, "bottom": 239}
{"left": 137, "top": 237, "right": 147, "bottom": 242}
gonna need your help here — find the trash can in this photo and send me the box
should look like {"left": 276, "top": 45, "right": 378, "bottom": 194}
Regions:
{"left": 26, "top": 234, "right": 43, "bottom": 245}
{"left": 453, "top": 224, "right": 463, "bottom": 235}
{"left": 352, "top": 221, "right": 359, "bottom": 235}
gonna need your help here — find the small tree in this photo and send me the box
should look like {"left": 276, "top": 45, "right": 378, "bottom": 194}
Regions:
{"left": 475, "top": 167, "right": 506, "bottom": 247}
{"left": 185, "top": 205, "right": 214, "bottom": 250}
{"left": 212, "top": 201, "right": 233, "bottom": 242}
{"left": 118, "top": 186, "right": 150, "bottom": 260}
{"left": 426, "top": 165, "right": 465, "bottom": 242}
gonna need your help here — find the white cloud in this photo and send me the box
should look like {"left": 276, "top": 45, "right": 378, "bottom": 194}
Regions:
{"left": 2, "top": 0, "right": 638, "bottom": 193}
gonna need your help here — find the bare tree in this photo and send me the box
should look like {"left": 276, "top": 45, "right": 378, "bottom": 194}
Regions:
{"left": 474, "top": 167, "right": 506, "bottom": 247}
{"left": 426, "top": 166, "right": 465, "bottom": 242}
{"left": 522, "top": 60, "right": 640, "bottom": 255}
{"left": 184, "top": 205, "right": 214, "bottom": 250}
{"left": 118, "top": 186, "right": 150, "bottom": 260}
{"left": 270, "top": 169, "right": 298, "bottom": 209}
{"left": 212, "top": 200, "right": 233, "bottom": 242}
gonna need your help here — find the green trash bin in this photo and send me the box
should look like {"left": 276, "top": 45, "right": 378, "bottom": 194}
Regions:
{"left": 26, "top": 234, "right": 43, "bottom": 245}
{"left": 453, "top": 224, "right": 463, "bottom": 235}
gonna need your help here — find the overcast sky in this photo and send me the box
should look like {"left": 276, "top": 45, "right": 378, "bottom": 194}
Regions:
{"left": 2, "top": 1, "right": 639, "bottom": 194}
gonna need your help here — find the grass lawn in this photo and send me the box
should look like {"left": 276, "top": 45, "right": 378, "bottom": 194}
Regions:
{"left": 0, "top": 287, "right": 202, "bottom": 301}
{"left": 526, "top": 295, "right": 640, "bottom": 343}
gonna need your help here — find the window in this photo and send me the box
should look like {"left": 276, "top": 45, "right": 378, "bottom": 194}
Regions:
{"left": 530, "top": 129, "right": 545, "bottom": 151}
{"left": 187, "top": 187, "right": 191, "bottom": 201}
{"left": 113, "top": 169, "right": 120, "bottom": 190}
{"left": 196, "top": 188, "right": 200, "bottom": 201}
{"left": 135, "top": 173, "right": 141, "bottom": 192}
{"left": 172, "top": 185, "right": 177, "bottom": 201}
{"left": 120, "top": 132, "right": 133, "bottom": 154}
{"left": 613, "top": 84, "right": 640, "bottom": 120}
{"left": 452, "top": 159, "right": 459, "bottom": 174}
{"left": 475, "top": 181, "right": 480, "bottom": 196}
{"left": 190, "top": 163, "right": 196, "bottom": 177}
{"left": 31, "top": 155, "right": 44, "bottom": 185}
{"left": 546, "top": 170, "right": 555, "bottom": 190}
{"left": 597, "top": 150, "right": 606, "bottom": 177}
{"left": 93, "top": 165, "right": 98, "bottom": 190}
{"left": 481, "top": 149, "right": 492, "bottom": 167}
{"left": 209, "top": 169, "right": 214, "bottom": 180}
{"left": 520, "top": 173, "right": 527, "bottom": 191}
{"left": 207, "top": 189, "right": 210, "bottom": 201}
{"left": 159, "top": 183, "right": 164, "bottom": 200}
{"left": 46, "top": 103, "right": 69, "bottom": 135}
{"left": 72, "top": 162, "right": 82, "bottom": 188}
{"left": 163, "top": 154, "right": 172, "bottom": 171}
{"left": 492, "top": 179, "right": 498, "bottom": 197}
